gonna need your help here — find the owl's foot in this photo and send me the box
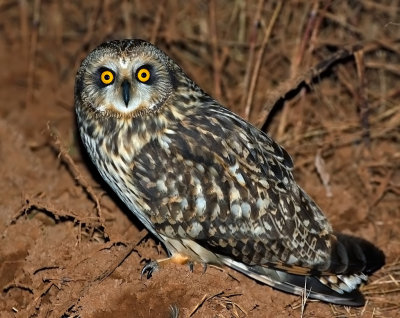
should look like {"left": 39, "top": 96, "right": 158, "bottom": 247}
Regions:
{"left": 141, "top": 260, "right": 160, "bottom": 279}
{"left": 141, "top": 253, "right": 191, "bottom": 279}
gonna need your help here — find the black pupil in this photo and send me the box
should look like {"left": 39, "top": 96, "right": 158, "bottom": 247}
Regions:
{"left": 104, "top": 74, "right": 110, "bottom": 80}
{"left": 141, "top": 72, "right": 146, "bottom": 78}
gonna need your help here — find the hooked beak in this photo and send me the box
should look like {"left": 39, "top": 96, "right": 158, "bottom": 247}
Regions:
{"left": 121, "top": 80, "right": 130, "bottom": 107}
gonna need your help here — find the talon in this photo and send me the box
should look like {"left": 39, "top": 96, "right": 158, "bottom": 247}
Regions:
{"left": 202, "top": 263, "right": 208, "bottom": 274}
{"left": 141, "top": 260, "right": 160, "bottom": 279}
{"left": 140, "top": 253, "right": 192, "bottom": 279}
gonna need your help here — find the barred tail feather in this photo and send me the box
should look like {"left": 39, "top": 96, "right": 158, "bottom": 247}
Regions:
{"left": 219, "top": 256, "right": 366, "bottom": 306}
{"left": 218, "top": 233, "right": 385, "bottom": 306}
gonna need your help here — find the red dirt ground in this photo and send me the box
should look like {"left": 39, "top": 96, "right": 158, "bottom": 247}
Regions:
{"left": 0, "top": 1, "right": 399, "bottom": 317}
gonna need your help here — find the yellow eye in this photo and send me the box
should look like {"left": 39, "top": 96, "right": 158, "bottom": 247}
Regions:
{"left": 100, "top": 70, "right": 114, "bottom": 85}
{"left": 136, "top": 68, "right": 151, "bottom": 83}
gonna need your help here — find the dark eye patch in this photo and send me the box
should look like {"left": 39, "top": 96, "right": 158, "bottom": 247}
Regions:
{"left": 135, "top": 64, "right": 156, "bottom": 85}
{"left": 95, "top": 67, "right": 116, "bottom": 88}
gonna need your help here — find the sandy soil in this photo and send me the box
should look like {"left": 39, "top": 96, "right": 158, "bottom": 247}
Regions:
{"left": 0, "top": 1, "right": 399, "bottom": 317}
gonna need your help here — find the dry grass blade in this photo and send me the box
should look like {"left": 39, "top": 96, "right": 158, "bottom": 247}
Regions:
{"left": 243, "top": 0, "right": 283, "bottom": 120}
{"left": 189, "top": 293, "right": 208, "bottom": 317}
{"left": 329, "top": 259, "right": 400, "bottom": 317}
{"left": 240, "top": 0, "right": 264, "bottom": 114}
{"left": 354, "top": 49, "right": 371, "bottom": 147}
{"left": 299, "top": 279, "right": 312, "bottom": 318}
{"left": 94, "top": 242, "right": 138, "bottom": 282}
{"left": 190, "top": 291, "right": 246, "bottom": 317}
{"left": 362, "top": 260, "right": 400, "bottom": 297}
{"left": 209, "top": 0, "right": 222, "bottom": 100}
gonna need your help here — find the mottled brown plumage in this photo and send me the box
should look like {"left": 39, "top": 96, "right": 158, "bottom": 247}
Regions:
{"left": 75, "top": 39, "right": 384, "bottom": 306}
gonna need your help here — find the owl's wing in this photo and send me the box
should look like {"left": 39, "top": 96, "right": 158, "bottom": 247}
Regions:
{"left": 135, "top": 102, "right": 381, "bottom": 268}
{"left": 161, "top": 103, "right": 335, "bottom": 270}
{"left": 133, "top": 101, "right": 384, "bottom": 305}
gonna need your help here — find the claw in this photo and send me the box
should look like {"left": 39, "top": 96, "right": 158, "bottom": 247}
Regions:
{"left": 141, "top": 260, "right": 160, "bottom": 279}
{"left": 140, "top": 253, "right": 193, "bottom": 279}
{"left": 202, "top": 263, "right": 208, "bottom": 274}
{"left": 188, "top": 262, "right": 194, "bottom": 273}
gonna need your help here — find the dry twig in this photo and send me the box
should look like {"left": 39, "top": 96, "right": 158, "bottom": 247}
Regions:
{"left": 244, "top": 0, "right": 283, "bottom": 120}
{"left": 47, "top": 123, "right": 108, "bottom": 239}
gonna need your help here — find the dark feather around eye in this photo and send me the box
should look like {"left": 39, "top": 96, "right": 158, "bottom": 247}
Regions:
{"left": 135, "top": 64, "right": 156, "bottom": 85}
{"left": 96, "top": 67, "right": 116, "bottom": 88}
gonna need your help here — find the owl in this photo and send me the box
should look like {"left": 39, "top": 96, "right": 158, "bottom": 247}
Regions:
{"left": 75, "top": 39, "right": 384, "bottom": 306}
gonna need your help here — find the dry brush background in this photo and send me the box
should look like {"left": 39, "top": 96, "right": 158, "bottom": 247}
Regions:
{"left": 0, "top": 0, "right": 399, "bottom": 317}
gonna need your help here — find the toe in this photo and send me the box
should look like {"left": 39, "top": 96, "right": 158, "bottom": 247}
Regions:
{"left": 141, "top": 260, "right": 159, "bottom": 279}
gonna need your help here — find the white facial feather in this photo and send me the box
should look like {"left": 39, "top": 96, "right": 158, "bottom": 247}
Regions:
{"left": 85, "top": 52, "right": 171, "bottom": 117}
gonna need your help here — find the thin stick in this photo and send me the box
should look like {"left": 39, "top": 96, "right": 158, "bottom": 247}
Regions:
{"left": 209, "top": 0, "right": 222, "bottom": 100}
{"left": 47, "top": 123, "right": 108, "bottom": 238}
{"left": 258, "top": 48, "right": 355, "bottom": 130}
{"left": 291, "top": 0, "right": 319, "bottom": 76}
{"left": 300, "top": 278, "right": 311, "bottom": 317}
{"left": 190, "top": 294, "right": 208, "bottom": 317}
{"left": 354, "top": 49, "right": 371, "bottom": 147}
{"left": 240, "top": 0, "right": 264, "bottom": 117}
{"left": 244, "top": 0, "right": 283, "bottom": 120}
{"left": 95, "top": 243, "right": 138, "bottom": 282}
{"left": 12, "top": 196, "right": 106, "bottom": 244}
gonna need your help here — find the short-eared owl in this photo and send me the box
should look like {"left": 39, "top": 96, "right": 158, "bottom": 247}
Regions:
{"left": 75, "top": 39, "right": 384, "bottom": 306}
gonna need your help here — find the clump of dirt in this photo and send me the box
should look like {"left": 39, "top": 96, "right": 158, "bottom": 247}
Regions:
{"left": 1, "top": 1, "right": 399, "bottom": 317}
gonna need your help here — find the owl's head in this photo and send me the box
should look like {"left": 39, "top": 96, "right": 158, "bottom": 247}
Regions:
{"left": 75, "top": 39, "right": 182, "bottom": 118}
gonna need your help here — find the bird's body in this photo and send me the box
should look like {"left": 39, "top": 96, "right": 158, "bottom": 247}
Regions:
{"left": 75, "top": 39, "right": 384, "bottom": 306}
